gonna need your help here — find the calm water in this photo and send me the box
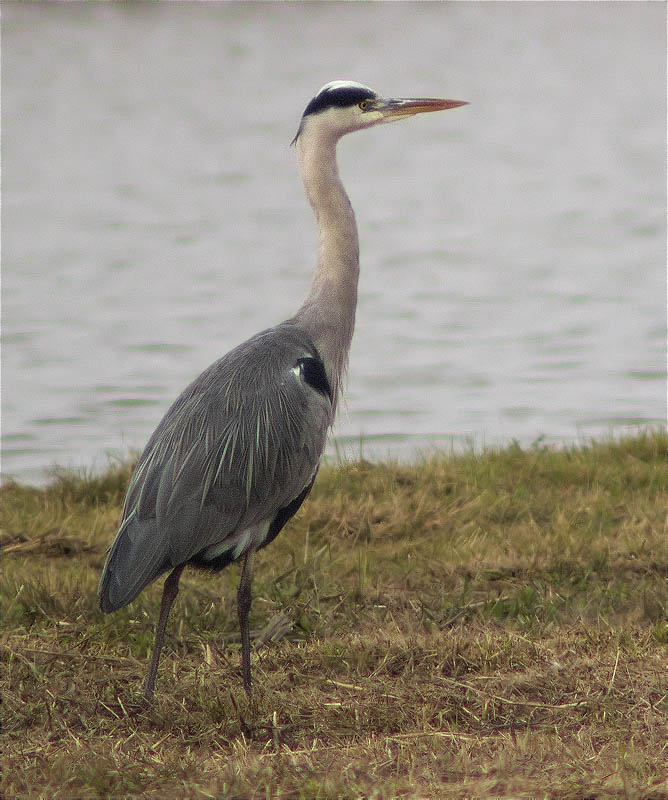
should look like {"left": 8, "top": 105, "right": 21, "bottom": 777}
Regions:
{"left": 3, "top": 3, "right": 665, "bottom": 485}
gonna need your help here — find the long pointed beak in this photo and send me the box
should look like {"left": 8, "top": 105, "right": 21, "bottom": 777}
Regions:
{"left": 375, "top": 96, "right": 468, "bottom": 120}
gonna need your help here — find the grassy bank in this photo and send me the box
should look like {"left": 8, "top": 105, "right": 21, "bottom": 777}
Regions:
{"left": 2, "top": 432, "right": 666, "bottom": 799}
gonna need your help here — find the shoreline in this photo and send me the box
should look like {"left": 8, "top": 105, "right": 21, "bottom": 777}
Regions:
{"left": 3, "top": 429, "right": 666, "bottom": 798}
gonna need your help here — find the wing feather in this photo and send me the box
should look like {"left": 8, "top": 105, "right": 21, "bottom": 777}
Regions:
{"left": 98, "top": 323, "right": 332, "bottom": 612}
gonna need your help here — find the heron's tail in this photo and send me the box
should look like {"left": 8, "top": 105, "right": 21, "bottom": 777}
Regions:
{"left": 98, "top": 511, "right": 170, "bottom": 613}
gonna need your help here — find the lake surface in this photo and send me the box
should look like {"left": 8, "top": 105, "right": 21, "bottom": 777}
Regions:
{"left": 3, "top": 2, "right": 665, "bottom": 485}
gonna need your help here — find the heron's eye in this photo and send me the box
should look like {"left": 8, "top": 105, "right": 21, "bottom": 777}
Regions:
{"left": 359, "top": 100, "right": 369, "bottom": 111}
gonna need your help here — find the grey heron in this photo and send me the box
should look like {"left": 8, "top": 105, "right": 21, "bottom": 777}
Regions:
{"left": 98, "top": 80, "right": 467, "bottom": 701}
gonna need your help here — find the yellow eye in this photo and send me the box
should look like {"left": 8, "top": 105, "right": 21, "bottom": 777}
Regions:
{"left": 359, "top": 100, "right": 369, "bottom": 110}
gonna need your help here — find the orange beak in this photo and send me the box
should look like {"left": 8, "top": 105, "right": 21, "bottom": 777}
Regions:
{"left": 375, "top": 96, "right": 468, "bottom": 120}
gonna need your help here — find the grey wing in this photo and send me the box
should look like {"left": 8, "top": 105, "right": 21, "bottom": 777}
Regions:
{"left": 98, "top": 324, "right": 332, "bottom": 613}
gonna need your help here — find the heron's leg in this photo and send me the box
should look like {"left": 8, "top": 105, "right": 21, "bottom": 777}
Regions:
{"left": 237, "top": 549, "right": 255, "bottom": 695}
{"left": 143, "top": 564, "right": 185, "bottom": 702}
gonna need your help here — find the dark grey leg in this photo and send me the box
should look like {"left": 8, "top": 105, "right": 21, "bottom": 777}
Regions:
{"left": 237, "top": 550, "right": 255, "bottom": 695}
{"left": 143, "top": 564, "right": 185, "bottom": 701}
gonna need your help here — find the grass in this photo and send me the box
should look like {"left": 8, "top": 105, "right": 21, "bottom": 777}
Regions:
{"left": 2, "top": 431, "right": 667, "bottom": 799}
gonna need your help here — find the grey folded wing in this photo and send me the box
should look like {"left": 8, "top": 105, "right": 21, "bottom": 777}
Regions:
{"left": 98, "top": 323, "right": 332, "bottom": 612}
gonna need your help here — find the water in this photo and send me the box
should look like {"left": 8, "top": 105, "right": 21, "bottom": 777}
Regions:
{"left": 3, "top": 3, "right": 665, "bottom": 485}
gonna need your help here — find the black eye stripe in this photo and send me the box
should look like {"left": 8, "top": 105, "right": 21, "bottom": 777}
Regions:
{"left": 302, "top": 87, "right": 377, "bottom": 118}
{"left": 296, "top": 357, "right": 332, "bottom": 401}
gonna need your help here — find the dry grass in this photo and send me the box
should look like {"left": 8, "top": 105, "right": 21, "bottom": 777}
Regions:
{"left": 2, "top": 432, "right": 667, "bottom": 799}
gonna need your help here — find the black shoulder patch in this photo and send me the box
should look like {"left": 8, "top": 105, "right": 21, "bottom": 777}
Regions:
{"left": 297, "top": 356, "right": 332, "bottom": 401}
{"left": 302, "top": 86, "right": 376, "bottom": 118}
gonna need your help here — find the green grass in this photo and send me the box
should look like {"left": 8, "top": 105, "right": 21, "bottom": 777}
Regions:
{"left": 2, "top": 431, "right": 667, "bottom": 799}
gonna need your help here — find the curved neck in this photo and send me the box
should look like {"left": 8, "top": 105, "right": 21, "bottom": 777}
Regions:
{"left": 290, "top": 129, "right": 360, "bottom": 411}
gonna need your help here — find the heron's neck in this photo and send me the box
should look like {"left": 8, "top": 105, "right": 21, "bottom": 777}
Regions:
{"left": 290, "top": 130, "right": 360, "bottom": 411}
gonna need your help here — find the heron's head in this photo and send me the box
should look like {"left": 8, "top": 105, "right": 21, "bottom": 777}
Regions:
{"left": 292, "top": 80, "right": 467, "bottom": 145}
